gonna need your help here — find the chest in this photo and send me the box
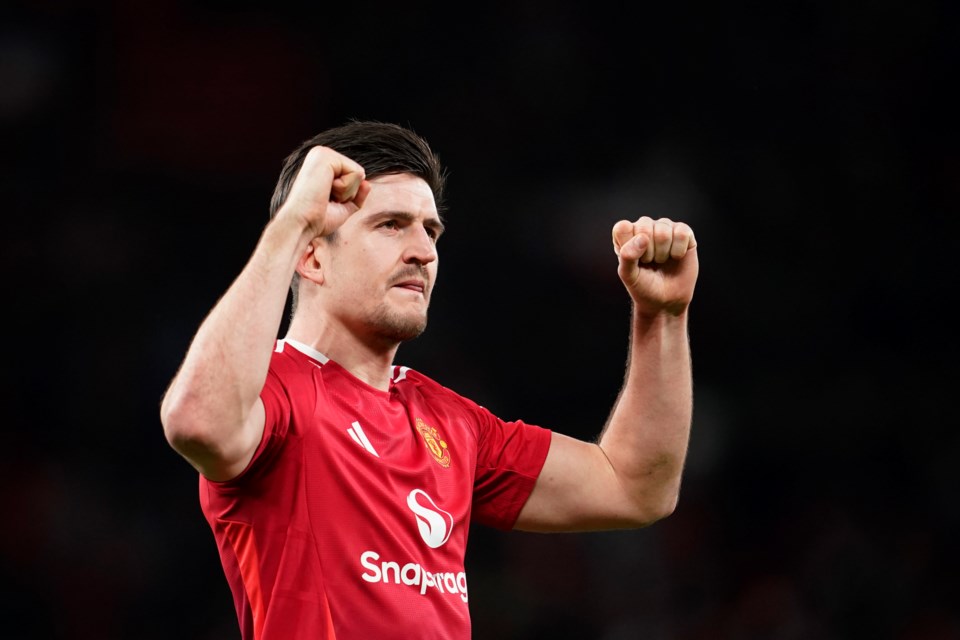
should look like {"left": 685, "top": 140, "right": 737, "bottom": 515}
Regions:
{"left": 291, "top": 383, "right": 477, "bottom": 529}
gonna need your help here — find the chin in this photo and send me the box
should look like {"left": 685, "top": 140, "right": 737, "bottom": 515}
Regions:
{"left": 381, "top": 324, "right": 426, "bottom": 343}
{"left": 372, "top": 311, "right": 428, "bottom": 342}
{"left": 396, "top": 316, "right": 428, "bottom": 341}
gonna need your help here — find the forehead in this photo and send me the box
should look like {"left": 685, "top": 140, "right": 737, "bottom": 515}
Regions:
{"left": 363, "top": 173, "right": 438, "bottom": 216}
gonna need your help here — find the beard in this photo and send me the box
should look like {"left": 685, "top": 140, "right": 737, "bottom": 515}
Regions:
{"left": 367, "top": 303, "right": 428, "bottom": 343}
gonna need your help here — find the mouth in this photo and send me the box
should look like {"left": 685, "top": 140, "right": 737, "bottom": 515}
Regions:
{"left": 392, "top": 280, "right": 426, "bottom": 294}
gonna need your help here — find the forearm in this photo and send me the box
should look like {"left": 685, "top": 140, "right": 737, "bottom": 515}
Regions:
{"left": 161, "top": 216, "right": 310, "bottom": 448}
{"left": 598, "top": 307, "right": 693, "bottom": 518}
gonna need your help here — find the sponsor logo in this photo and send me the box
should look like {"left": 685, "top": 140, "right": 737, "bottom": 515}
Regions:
{"left": 359, "top": 489, "right": 467, "bottom": 602}
{"left": 360, "top": 551, "right": 468, "bottom": 603}
{"left": 407, "top": 489, "right": 453, "bottom": 548}
{"left": 415, "top": 418, "right": 450, "bottom": 468}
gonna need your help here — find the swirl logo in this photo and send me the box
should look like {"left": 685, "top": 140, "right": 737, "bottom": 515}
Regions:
{"left": 406, "top": 489, "right": 453, "bottom": 549}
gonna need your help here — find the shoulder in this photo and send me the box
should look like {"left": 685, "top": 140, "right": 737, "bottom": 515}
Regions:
{"left": 263, "top": 340, "right": 330, "bottom": 397}
{"left": 394, "top": 365, "right": 453, "bottom": 395}
{"left": 271, "top": 339, "right": 328, "bottom": 374}
{"left": 393, "top": 365, "right": 490, "bottom": 415}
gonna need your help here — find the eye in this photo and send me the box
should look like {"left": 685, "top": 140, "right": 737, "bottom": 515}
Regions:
{"left": 378, "top": 220, "right": 399, "bottom": 230}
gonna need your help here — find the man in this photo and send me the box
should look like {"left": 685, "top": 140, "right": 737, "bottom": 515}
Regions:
{"left": 160, "top": 119, "right": 698, "bottom": 639}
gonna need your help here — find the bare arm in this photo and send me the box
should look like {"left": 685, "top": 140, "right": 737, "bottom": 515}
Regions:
{"left": 159, "top": 147, "right": 369, "bottom": 481}
{"left": 516, "top": 217, "right": 698, "bottom": 532}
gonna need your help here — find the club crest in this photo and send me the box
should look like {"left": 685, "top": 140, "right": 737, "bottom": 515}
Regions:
{"left": 416, "top": 418, "right": 451, "bottom": 468}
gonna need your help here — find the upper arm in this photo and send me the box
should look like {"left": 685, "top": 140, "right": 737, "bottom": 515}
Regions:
{"left": 513, "top": 431, "right": 669, "bottom": 532}
{"left": 163, "top": 396, "right": 267, "bottom": 483}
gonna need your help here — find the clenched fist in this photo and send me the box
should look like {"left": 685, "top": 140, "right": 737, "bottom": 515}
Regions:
{"left": 276, "top": 146, "right": 370, "bottom": 238}
{"left": 612, "top": 217, "right": 698, "bottom": 317}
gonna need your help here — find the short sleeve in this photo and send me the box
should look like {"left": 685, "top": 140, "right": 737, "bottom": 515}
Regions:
{"left": 471, "top": 405, "right": 552, "bottom": 530}
{"left": 214, "top": 359, "right": 294, "bottom": 486}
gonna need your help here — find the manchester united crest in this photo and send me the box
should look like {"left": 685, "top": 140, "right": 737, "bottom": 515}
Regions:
{"left": 416, "top": 418, "right": 451, "bottom": 468}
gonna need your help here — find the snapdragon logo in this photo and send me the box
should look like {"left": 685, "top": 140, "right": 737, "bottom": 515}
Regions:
{"left": 407, "top": 489, "right": 453, "bottom": 548}
{"left": 359, "top": 488, "right": 468, "bottom": 603}
{"left": 360, "top": 551, "right": 469, "bottom": 603}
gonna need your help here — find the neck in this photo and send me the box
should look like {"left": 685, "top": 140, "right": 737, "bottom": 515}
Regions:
{"left": 286, "top": 317, "right": 400, "bottom": 392}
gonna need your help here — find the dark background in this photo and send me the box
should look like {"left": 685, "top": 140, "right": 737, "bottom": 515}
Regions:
{"left": 3, "top": 0, "right": 958, "bottom": 638}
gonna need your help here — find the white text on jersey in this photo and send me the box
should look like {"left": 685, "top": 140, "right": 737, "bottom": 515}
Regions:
{"left": 360, "top": 551, "right": 468, "bottom": 603}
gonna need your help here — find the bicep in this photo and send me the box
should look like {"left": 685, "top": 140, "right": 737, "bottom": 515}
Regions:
{"left": 513, "top": 432, "right": 651, "bottom": 532}
{"left": 176, "top": 398, "right": 267, "bottom": 483}
{"left": 217, "top": 398, "right": 267, "bottom": 481}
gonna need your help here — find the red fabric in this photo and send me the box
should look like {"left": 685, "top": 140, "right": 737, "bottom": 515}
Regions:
{"left": 199, "top": 340, "right": 551, "bottom": 639}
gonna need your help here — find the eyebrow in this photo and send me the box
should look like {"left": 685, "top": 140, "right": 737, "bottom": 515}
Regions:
{"left": 369, "top": 210, "right": 446, "bottom": 236}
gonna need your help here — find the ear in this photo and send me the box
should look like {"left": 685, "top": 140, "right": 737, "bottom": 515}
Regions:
{"left": 297, "top": 237, "right": 325, "bottom": 285}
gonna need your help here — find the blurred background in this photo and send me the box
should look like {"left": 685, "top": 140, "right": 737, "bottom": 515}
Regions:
{"left": 2, "top": 0, "right": 958, "bottom": 638}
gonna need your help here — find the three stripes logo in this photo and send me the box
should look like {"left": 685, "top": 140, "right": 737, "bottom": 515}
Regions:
{"left": 348, "top": 421, "right": 379, "bottom": 457}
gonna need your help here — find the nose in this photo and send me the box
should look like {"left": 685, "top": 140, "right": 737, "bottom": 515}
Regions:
{"left": 403, "top": 225, "right": 438, "bottom": 265}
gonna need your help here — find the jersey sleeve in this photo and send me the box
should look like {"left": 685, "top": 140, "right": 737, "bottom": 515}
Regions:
{"left": 254, "top": 364, "right": 294, "bottom": 466}
{"left": 211, "top": 351, "right": 296, "bottom": 485}
{"left": 469, "top": 403, "right": 552, "bottom": 531}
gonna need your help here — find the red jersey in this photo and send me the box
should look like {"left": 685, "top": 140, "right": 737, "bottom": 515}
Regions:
{"left": 199, "top": 339, "right": 552, "bottom": 639}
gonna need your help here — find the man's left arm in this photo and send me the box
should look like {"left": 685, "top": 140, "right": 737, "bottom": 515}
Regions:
{"left": 515, "top": 216, "right": 698, "bottom": 532}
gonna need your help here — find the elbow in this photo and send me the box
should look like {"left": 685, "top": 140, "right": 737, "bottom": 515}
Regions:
{"left": 160, "top": 404, "right": 189, "bottom": 455}
{"left": 160, "top": 398, "right": 231, "bottom": 477}
{"left": 640, "top": 457, "right": 685, "bottom": 524}
{"left": 628, "top": 494, "right": 678, "bottom": 529}
{"left": 160, "top": 390, "right": 213, "bottom": 458}
{"left": 648, "top": 490, "right": 680, "bottom": 524}
{"left": 159, "top": 385, "right": 257, "bottom": 481}
{"left": 624, "top": 483, "right": 681, "bottom": 529}
{"left": 603, "top": 451, "right": 686, "bottom": 529}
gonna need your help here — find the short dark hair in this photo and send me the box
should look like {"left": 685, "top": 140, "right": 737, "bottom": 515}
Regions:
{"left": 270, "top": 119, "right": 447, "bottom": 219}
{"left": 269, "top": 119, "right": 448, "bottom": 315}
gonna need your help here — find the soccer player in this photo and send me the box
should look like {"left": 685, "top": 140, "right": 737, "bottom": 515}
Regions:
{"left": 160, "top": 120, "right": 699, "bottom": 639}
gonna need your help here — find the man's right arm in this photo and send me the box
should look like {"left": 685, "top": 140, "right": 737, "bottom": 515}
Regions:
{"left": 159, "top": 147, "right": 368, "bottom": 481}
